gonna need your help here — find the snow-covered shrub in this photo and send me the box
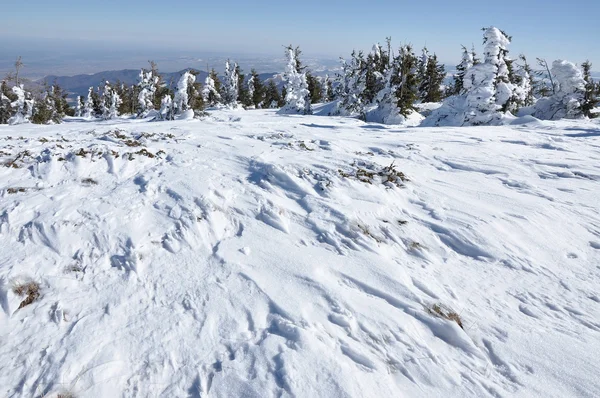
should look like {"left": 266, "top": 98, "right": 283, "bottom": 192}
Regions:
{"left": 533, "top": 60, "right": 586, "bottom": 120}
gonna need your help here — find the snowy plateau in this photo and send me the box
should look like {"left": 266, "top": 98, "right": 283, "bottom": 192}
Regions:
{"left": 0, "top": 108, "right": 599, "bottom": 397}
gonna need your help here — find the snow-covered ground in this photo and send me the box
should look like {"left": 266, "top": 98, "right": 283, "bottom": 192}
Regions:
{"left": 1, "top": 109, "right": 599, "bottom": 397}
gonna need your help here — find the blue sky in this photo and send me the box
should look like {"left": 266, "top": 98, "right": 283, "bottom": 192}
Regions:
{"left": 1, "top": 0, "right": 599, "bottom": 73}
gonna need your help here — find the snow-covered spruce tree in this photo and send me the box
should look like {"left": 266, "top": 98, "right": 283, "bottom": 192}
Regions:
{"left": 533, "top": 60, "right": 587, "bottom": 120}
{"left": 248, "top": 69, "right": 264, "bottom": 108}
{"left": 0, "top": 81, "right": 14, "bottom": 124}
{"left": 159, "top": 95, "right": 174, "bottom": 120}
{"left": 8, "top": 85, "right": 34, "bottom": 125}
{"left": 363, "top": 43, "right": 389, "bottom": 105}
{"left": 322, "top": 74, "right": 334, "bottom": 102}
{"left": 279, "top": 45, "right": 311, "bottom": 115}
{"left": 334, "top": 50, "right": 367, "bottom": 117}
{"left": 306, "top": 72, "right": 323, "bottom": 104}
{"left": 417, "top": 47, "right": 429, "bottom": 100}
{"left": 75, "top": 96, "right": 83, "bottom": 117}
{"left": 581, "top": 61, "right": 598, "bottom": 118}
{"left": 236, "top": 65, "right": 252, "bottom": 107}
{"left": 367, "top": 45, "right": 420, "bottom": 124}
{"left": 447, "top": 46, "right": 474, "bottom": 96}
{"left": 101, "top": 82, "right": 121, "bottom": 120}
{"left": 420, "top": 54, "right": 446, "bottom": 103}
{"left": 263, "top": 80, "right": 282, "bottom": 108}
{"left": 83, "top": 87, "right": 95, "bottom": 118}
{"left": 221, "top": 60, "right": 239, "bottom": 107}
{"left": 32, "top": 84, "right": 69, "bottom": 124}
{"left": 173, "top": 71, "right": 196, "bottom": 115}
{"left": 463, "top": 27, "right": 515, "bottom": 125}
{"left": 202, "top": 69, "right": 222, "bottom": 107}
{"left": 511, "top": 55, "right": 534, "bottom": 110}
{"left": 137, "top": 67, "right": 158, "bottom": 116}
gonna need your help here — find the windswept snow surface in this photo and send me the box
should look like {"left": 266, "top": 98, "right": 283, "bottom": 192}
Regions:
{"left": 1, "top": 110, "right": 599, "bottom": 397}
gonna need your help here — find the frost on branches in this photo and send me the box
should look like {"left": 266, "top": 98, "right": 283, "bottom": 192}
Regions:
{"left": 534, "top": 60, "right": 586, "bottom": 120}
{"left": 83, "top": 87, "right": 95, "bottom": 119}
{"left": 222, "top": 60, "right": 239, "bottom": 107}
{"left": 174, "top": 71, "right": 196, "bottom": 115}
{"left": 425, "top": 27, "right": 516, "bottom": 126}
{"left": 202, "top": 74, "right": 221, "bottom": 107}
{"left": 101, "top": 83, "right": 121, "bottom": 120}
{"left": 8, "top": 85, "right": 34, "bottom": 125}
{"left": 138, "top": 69, "right": 158, "bottom": 116}
{"left": 279, "top": 47, "right": 311, "bottom": 115}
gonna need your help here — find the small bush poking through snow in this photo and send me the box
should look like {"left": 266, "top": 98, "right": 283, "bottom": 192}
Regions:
{"left": 12, "top": 280, "right": 41, "bottom": 309}
{"left": 427, "top": 303, "right": 464, "bottom": 329}
{"left": 339, "top": 161, "right": 409, "bottom": 188}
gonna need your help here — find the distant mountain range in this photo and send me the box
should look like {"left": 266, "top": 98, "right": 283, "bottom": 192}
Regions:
{"left": 37, "top": 69, "right": 282, "bottom": 100}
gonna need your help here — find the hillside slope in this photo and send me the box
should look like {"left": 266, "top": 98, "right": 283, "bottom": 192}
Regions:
{"left": 0, "top": 110, "right": 599, "bottom": 397}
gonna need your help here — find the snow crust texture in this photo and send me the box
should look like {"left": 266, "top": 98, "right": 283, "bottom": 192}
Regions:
{"left": 1, "top": 110, "right": 599, "bottom": 397}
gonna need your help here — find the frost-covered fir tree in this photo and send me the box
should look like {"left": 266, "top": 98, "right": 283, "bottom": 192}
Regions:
{"left": 8, "top": 85, "right": 34, "bottom": 125}
{"left": 101, "top": 83, "right": 121, "bottom": 120}
{"left": 173, "top": 71, "right": 196, "bottom": 115}
{"left": 137, "top": 68, "right": 158, "bottom": 116}
{"left": 159, "top": 95, "right": 174, "bottom": 120}
{"left": 581, "top": 61, "right": 598, "bottom": 118}
{"left": 202, "top": 70, "right": 222, "bottom": 107}
{"left": 248, "top": 69, "right": 264, "bottom": 108}
{"left": 222, "top": 60, "right": 239, "bottom": 107}
{"left": 533, "top": 60, "right": 587, "bottom": 120}
{"left": 463, "top": 27, "right": 514, "bottom": 125}
{"left": 75, "top": 96, "right": 83, "bottom": 117}
{"left": 511, "top": 55, "right": 534, "bottom": 110}
{"left": 0, "top": 81, "right": 13, "bottom": 124}
{"left": 279, "top": 45, "right": 311, "bottom": 115}
{"left": 447, "top": 46, "right": 474, "bottom": 96}
{"left": 420, "top": 54, "right": 446, "bottom": 103}
{"left": 83, "top": 87, "right": 95, "bottom": 118}
{"left": 417, "top": 47, "right": 430, "bottom": 100}
{"left": 367, "top": 45, "right": 420, "bottom": 124}
{"left": 333, "top": 51, "right": 367, "bottom": 116}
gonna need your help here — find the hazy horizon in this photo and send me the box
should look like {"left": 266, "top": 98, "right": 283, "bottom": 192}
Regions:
{"left": 1, "top": 0, "right": 599, "bottom": 79}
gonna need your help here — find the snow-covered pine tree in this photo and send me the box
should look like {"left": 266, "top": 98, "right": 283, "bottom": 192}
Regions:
{"left": 417, "top": 47, "right": 430, "bottom": 100}
{"left": 236, "top": 65, "right": 252, "bottom": 107}
{"left": 533, "top": 60, "right": 587, "bottom": 120}
{"left": 447, "top": 46, "right": 474, "bottom": 96}
{"left": 83, "top": 87, "right": 95, "bottom": 118}
{"left": 137, "top": 67, "right": 158, "bottom": 116}
{"left": 420, "top": 54, "right": 446, "bottom": 103}
{"left": 306, "top": 73, "right": 323, "bottom": 104}
{"left": 462, "top": 27, "right": 514, "bottom": 125}
{"left": 100, "top": 82, "right": 121, "bottom": 120}
{"left": 75, "top": 96, "right": 83, "bottom": 117}
{"left": 511, "top": 55, "right": 534, "bottom": 110}
{"left": 222, "top": 60, "right": 239, "bottom": 107}
{"left": 0, "top": 81, "right": 14, "bottom": 124}
{"left": 263, "top": 80, "right": 282, "bottom": 108}
{"left": 173, "top": 71, "right": 196, "bottom": 115}
{"left": 581, "top": 61, "right": 598, "bottom": 118}
{"left": 8, "top": 84, "right": 34, "bottom": 125}
{"left": 248, "top": 69, "right": 264, "bottom": 108}
{"left": 202, "top": 70, "right": 222, "bottom": 107}
{"left": 279, "top": 45, "right": 311, "bottom": 115}
{"left": 395, "top": 45, "right": 420, "bottom": 116}
{"left": 159, "top": 95, "right": 174, "bottom": 120}
{"left": 334, "top": 50, "right": 367, "bottom": 117}
{"left": 363, "top": 43, "right": 388, "bottom": 105}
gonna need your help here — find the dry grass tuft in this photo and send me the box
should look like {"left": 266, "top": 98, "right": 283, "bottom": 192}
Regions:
{"left": 427, "top": 303, "right": 464, "bottom": 329}
{"left": 12, "top": 280, "right": 41, "bottom": 309}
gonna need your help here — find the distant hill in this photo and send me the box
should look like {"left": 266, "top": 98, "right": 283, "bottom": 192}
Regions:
{"left": 37, "top": 70, "right": 280, "bottom": 100}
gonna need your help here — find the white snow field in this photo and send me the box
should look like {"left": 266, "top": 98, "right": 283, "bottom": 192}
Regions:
{"left": 1, "top": 109, "right": 599, "bottom": 397}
